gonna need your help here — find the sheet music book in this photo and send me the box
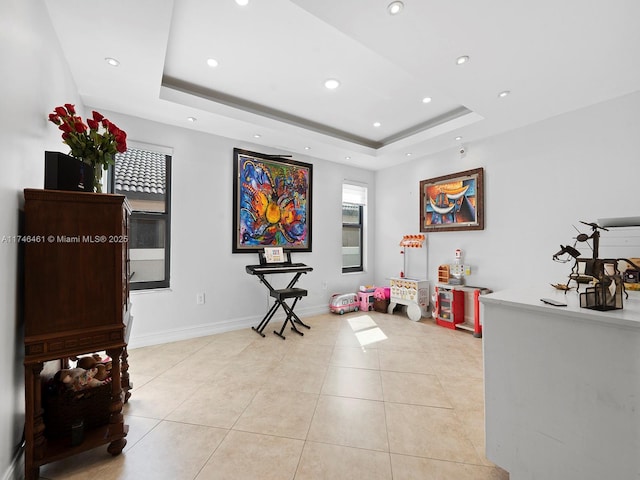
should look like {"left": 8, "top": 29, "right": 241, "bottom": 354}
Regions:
{"left": 264, "top": 247, "right": 284, "bottom": 263}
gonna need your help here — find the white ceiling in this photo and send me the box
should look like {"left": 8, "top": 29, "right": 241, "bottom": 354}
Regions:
{"left": 44, "top": 0, "right": 640, "bottom": 170}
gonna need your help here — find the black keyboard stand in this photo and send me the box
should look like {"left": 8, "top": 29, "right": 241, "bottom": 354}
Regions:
{"left": 249, "top": 267, "right": 311, "bottom": 339}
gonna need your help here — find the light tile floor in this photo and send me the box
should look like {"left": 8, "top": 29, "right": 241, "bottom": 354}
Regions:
{"left": 39, "top": 311, "right": 509, "bottom": 479}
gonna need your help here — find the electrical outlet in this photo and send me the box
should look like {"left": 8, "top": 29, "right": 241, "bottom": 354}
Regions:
{"left": 196, "top": 293, "right": 205, "bottom": 305}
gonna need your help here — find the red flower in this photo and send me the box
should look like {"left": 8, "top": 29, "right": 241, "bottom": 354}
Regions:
{"left": 115, "top": 131, "right": 127, "bottom": 152}
{"left": 48, "top": 104, "right": 128, "bottom": 177}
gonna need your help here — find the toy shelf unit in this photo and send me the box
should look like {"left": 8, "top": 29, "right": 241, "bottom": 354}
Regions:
{"left": 435, "top": 284, "right": 492, "bottom": 337}
{"left": 388, "top": 277, "right": 430, "bottom": 321}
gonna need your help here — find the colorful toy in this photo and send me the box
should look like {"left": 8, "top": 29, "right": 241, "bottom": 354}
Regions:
{"left": 372, "top": 287, "right": 390, "bottom": 312}
{"left": 373, "top": 287, "right": 390, "bottom": 300}
{"left": 389, "top": 277, "right": 429, "bottom": 321}
{"left": 357, "top": 290, "right": 375, "bottom": 311}
{"left": 329, "top": 293, "right": 358, "bottom": 314}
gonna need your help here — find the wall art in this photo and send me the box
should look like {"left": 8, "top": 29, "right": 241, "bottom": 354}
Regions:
{"left": 233, "top": 148, "right": 312, "bottom": 252}
{"left": 420, "top": 167, "right": 484, "bottom": 232}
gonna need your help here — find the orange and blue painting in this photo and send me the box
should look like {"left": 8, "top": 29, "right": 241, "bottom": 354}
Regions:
{"left": 420, "top": 168, "right": 484, "bottom": 232}
{"left": 233, "top": 149, "right": 312, "bottom": 252}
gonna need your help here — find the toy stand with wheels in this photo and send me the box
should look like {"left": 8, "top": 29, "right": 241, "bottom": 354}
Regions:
{"left": 388, "top": 235, "right": 429, "bottom": 321}
{"left": 388, "top": 277, "right": 429, "bottom": 321}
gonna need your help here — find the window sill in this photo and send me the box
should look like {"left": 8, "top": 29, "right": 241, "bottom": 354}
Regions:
{"left": 131, "top": 288, "right": 173, "bottom": 295}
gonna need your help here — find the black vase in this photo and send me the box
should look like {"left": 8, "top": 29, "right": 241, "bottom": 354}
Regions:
{"left": 44, "top": 151, "right": 94, "bottom": 192}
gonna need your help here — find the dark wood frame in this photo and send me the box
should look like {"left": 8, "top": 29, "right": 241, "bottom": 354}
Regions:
{"left": 233, "top": 148, "right": 312, "bottom": 253}
{"left": 420, "top": 167, "right": 484, "bottom": 232}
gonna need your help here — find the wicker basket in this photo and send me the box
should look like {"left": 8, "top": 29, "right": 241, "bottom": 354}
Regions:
{"left": 42, "top": 380, "right": 112, "bottom": 440}
{"left": 373, "top": 298, "right": 389, "bottom": 313}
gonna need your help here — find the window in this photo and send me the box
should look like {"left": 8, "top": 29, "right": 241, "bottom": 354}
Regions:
{"left": 112, "top": 146, "right": 171, "bottom": 290}
{"left": 342, "top": 183, "right": 367, "bottom": 273}
{"left": 342, "top": 204, "right": 363, "bottom": 272}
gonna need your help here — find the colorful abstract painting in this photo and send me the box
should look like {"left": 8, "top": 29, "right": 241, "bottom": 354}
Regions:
{"left": 420, "top": 168, "right": 484, "bottom": 232}
{"left": 233, "top": 149, "right": 312, "bottom": 252}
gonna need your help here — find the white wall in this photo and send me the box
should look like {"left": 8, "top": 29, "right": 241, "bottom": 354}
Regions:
{"left": 98, "top": 111, "right": 376, "bottom": 347}
{"left": 375, "top": 91, "right": 640, "bottom": 296}
{"left": 0, "top": 0, "right": 86, "bottom": 477}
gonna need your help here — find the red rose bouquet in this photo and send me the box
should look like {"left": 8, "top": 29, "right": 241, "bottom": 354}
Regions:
{"left": 48, "top": 104, "right": 127, "bottom": 192}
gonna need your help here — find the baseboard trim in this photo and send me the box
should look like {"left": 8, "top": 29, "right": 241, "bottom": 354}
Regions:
{"left": 127, "top": 304, "right": 329, "bottom": 348}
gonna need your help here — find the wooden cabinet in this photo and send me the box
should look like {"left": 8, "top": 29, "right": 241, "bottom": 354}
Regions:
{"left": 437, "top": 265, "right": 450, "bottom": 284}
{"left": 23, "top": 189, "right": 132, "bottom": 480}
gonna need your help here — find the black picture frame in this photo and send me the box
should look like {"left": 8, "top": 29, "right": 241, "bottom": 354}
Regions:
{"left": 233, "top": 148, "right": 312, "bottom": 253}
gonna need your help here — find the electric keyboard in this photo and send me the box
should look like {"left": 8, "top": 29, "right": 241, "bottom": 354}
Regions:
{"left": 246, "top": 249, "right": 313, "bottom": 339}
{"left": 246, "top": 263, "right": 313, "bottom": 275}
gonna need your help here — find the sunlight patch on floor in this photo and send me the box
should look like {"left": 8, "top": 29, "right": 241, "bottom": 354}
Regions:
{"left": 348, "top": 314, "right": 388, "bottom": 347}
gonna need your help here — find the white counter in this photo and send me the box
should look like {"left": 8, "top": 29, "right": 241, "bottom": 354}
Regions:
{"left": 482, "top": 287, "right": 640, "bottom": 329}
{"left": 480, "top": 287, "right": 640, "bottom": 480}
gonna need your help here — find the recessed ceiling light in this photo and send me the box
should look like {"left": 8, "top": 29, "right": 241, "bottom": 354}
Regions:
{"left": 253, "top": 134, "right": 261, "bottom": 138}
{"left": 373, "top": 122, "right": 381, "bottom": 127}
{"left": 105, "top": 57, "right": 120, "bottom": 67}
{"left": 406, "top": 153, "right": 412, "bottom": 157}
{"left": 456, "top": 55, "right": 469, "bottom": 65}
{"left": 345, "top": 156, "right": 351, "bottom": 160}
{"left": 206, "top": 58, "right": 219, "bottom": 68}
{"left": 422, "top": 97, "right": 432, "bottom": 104}
{"left": 455, "top": 136, "right": 463, "bottom": 141}
{"left": 498, "top": 90, "right": 511, "bottom": 98}
{"left": 187, "top": 116, "right": 197, "bottom": 122}
{"left": 324, "top": 78, "right": 340, "bottom": 90}
{"left": 304, "top": 146, "right": 311, "bottom": 150}
{"left": 387, "top": 1, "right": 404, "bottom": 15}
{"left": 235, "top": 0, "right": 249, "bottom": 5}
